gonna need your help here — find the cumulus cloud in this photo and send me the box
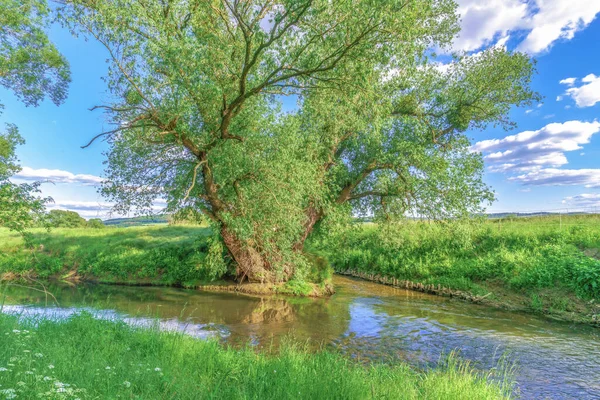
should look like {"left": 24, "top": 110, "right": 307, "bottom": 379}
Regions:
{"left": 14, "top": 167, "right": 104, "bottom": 186}
{"left": 509, "top": 168, "right": 600, "bottom": 187}
{"left": 559, "top": 77, "right": 576, "bottom": 86}
{"left": 562, "top": 193, "right": 600, "bottom": 208}
{"left": 453, "top": 0, "right": 528, "bottom": 51}
{"left": 453, "top": 0, "right": 600, "bottom": 54}
{"left": 471, "top": 120, "right": 600, "bottom": 172}
{"left": 563, "top": 73, "right": 600, "bottom": 108}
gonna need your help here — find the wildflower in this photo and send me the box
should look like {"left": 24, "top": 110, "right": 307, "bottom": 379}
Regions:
{"left": 34, "top": 353, "right": 43, "bottom": 358}
{"left": 105, "top": 366, "right": 111, "bottom": 370}
{"left": 25, "top": 371, "right": 33, "bottom": 375}
{"left": 12, "top": 330, "right": 20, "bottom": 334}
{"left": 48, "top": 365, "right": 55, "bottom": 369}
{"left": 123, "top": 381, "right": 131, "bottom": 388}
{"left": 9, "top": 358, "right": 17, "bottom": 362}
{"left": 154, "top": 368, "right": 161, "bottom": 372}
{"left": 0, "top": 368, "right": 7, "bottom": 372}
{"left": 54, "top": 382, "right": 64, "bottom": 388}
{"left": 43, "top": 376, "right": 52, "bottom": 381}
{"left": 57, "top": 387, "right": 67, "bottom": 393}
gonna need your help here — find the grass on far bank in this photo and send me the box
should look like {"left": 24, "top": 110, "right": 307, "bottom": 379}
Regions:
{"left": 314, "top": 214, "right": 600, "bottom": 321}
{"left": 0, "top": 312, "right": 511, "bottom": 399}
{"left": 0, "top": 226, "right": 216, "bottom": 287}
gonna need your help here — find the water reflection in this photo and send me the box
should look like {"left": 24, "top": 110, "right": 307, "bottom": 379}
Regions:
{"left": 2, "top": 276, "right": 600, "bottom": 399}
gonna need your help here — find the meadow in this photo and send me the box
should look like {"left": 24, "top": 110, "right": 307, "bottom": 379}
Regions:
{"left": 0, "top": 312, "right": 511, "bottom": 399}
{"left": 0, "top": 226, "right": 214, "bottom": 287}
{"left": 315, "top": 214, "right": 600, "bottom": 322}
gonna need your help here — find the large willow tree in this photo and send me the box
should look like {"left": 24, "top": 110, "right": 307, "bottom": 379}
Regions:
{"left": 61, "top": 0, "right": 537, "bottom": 283}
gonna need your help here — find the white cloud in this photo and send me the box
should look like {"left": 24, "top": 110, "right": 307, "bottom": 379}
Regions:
{"left": 47, "top": 199, "right": 168, "bottom": 219}
{"left": 562, "top": 193, "right": 600, "bottom": 208}
{"left": 537, "top": 103, "right": 543, "bottom": 108}
{"left": 563, "top": 73, "right": 600, "bottom": 107}
{"left": 559, "top": 77, "right": 577, "bottom": 86}
{"left": 556, "top": 95, "right": 563, "bottom": 101}
{"left": 453, "top": 0, "right": 600, "bottom": 54}
{"left": 14, "top": 167, "right": 104, "bottom": 186}
{"left": 453, "top": 0, "right": 528, "bottom": 51}
{"left": 471, "top": 120, "right": 600, "bottom": 171}
{"left": 510, "top": 168, "right": 600, "bottom": 187}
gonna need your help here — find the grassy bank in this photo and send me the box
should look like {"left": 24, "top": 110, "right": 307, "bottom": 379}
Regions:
{"left": 0, "top": 312, "right": 510, "bottom": 399}
{"left": 0, "top": 226, "right": 215, "bottom": 287}
{"left": 315, "top": 215, "right": 600, "bottom": 324}
{"left": 0, "top": 226, "right": 333, "bottom": 296}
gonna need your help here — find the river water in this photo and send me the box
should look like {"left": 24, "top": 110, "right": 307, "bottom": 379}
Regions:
{"left": 1, "top": 276, "right": 599, "bottom": 399}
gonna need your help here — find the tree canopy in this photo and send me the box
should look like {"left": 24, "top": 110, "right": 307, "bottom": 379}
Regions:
{"left": 60, "top": 0, "right": 538, "bottom": 283}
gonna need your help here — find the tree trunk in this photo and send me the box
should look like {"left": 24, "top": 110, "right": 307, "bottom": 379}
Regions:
{"left": 293, "top": 206, "right": 323, "bottom": 252}
{"left": 220, "top": 227, "right": 278, "bottom": 284}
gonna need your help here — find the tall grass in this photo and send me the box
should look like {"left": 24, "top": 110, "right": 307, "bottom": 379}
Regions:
{"left": 315, "top": 215, "right": 600, "bottom": 301}
{"left": 0, "top": 226, "right": 216, "bottom": 286}
{"left": 0, "top": 312, "right": 510, "bottom": 399}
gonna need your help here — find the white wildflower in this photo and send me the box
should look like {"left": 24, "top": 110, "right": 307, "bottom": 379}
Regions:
{"left": 34, "top": 353, "right": 43, "bottom": 358}
{"left": 0, "top": 368, "right": 7, "bottom": 372}
{"left": 105, "top": 366, "right": 111, "bottom": 370}
{"left": 123, "top": 381, "right": 131, "bottom": 388}
{"left": 48, "top": 365, "right": 54, "bottom": 369}
{"left": 154, "top": 368, "right": 161, "bottom": 372}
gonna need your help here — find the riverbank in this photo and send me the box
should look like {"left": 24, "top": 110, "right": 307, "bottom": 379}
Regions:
{"left": 315, "top": 215, "right": 600, "bottom": 326}
{"left": 2, "top": 215, "right": 600, "bottom": 323}
{"left": 0, "top": 227, "right": 333, "bottom": 297}
{"left": 0, "top": 312, "right": 511, "bottom": 399}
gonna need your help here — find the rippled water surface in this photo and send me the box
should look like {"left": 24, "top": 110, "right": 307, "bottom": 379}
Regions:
{"left": 2, "top": 276, "right": 599, "bottom": 399}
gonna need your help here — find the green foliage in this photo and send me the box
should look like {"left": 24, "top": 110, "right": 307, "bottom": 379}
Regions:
{"left": 86, "top": 218, "right": 105, "bottom": 229}
{"left": 45, "top": 210, "right": 87, "bottom": 228}
{"left": 0, "top": 125, "right": 50, "bottom": 233}
{"left": 0, "top": 312, "right": 511, "bottom": 399}
{"left": 317, "top": 215, "right": 600, "bottom": 300}
{"left": 58, "top": 0, "right": 537, "bottom": 283}
{"left": 0, "top": 0, "right": 70, "bottom": 107}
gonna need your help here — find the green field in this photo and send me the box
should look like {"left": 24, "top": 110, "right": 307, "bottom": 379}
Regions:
{"left": 0, "top": 226, "right": 214, "bottom": 286}
{"left": 314, "top": 214, "right": 600, "bottom": 322}
{"left": 0, "top": 312, "right": 511, "bottom": 399}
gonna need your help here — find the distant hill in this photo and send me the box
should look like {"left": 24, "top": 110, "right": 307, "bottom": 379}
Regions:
{"left": 486, "top": 211, "right": 590, "bottom": 219}
{"left": 103, "top": 214, "right": 169, "bottom": 226}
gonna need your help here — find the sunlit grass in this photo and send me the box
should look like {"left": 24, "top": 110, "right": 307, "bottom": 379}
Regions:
{"left": 0, "top": 312, "right": 511, "bottom": 399}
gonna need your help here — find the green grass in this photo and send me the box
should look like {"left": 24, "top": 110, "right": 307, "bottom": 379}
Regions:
{"left": 0, "top": 312, "right": 511, "bottom": 399}
{"left": 0, "top": 226, "right": 217, "bottom": 286}
{"left": 313, "top": 215, "right": 600, "bottom": 317}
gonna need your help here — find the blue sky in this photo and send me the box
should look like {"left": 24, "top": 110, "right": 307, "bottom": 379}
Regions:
{"left": 3, "top": 1, "right": 600, "bottom": 218}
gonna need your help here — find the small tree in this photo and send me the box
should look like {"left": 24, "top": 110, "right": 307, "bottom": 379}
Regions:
{"left": 61, "top": 0, "right": 537, "bottom": 283}
{"left": 87, "top": 218, "right": 105, "bottom": 229}
{"left": 45, "top": 209, "right": 87, "bottom": 228}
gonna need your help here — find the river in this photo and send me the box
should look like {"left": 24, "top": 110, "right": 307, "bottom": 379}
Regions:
{"left": 1, "top": 276, "right": 599, "bottom": 399}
